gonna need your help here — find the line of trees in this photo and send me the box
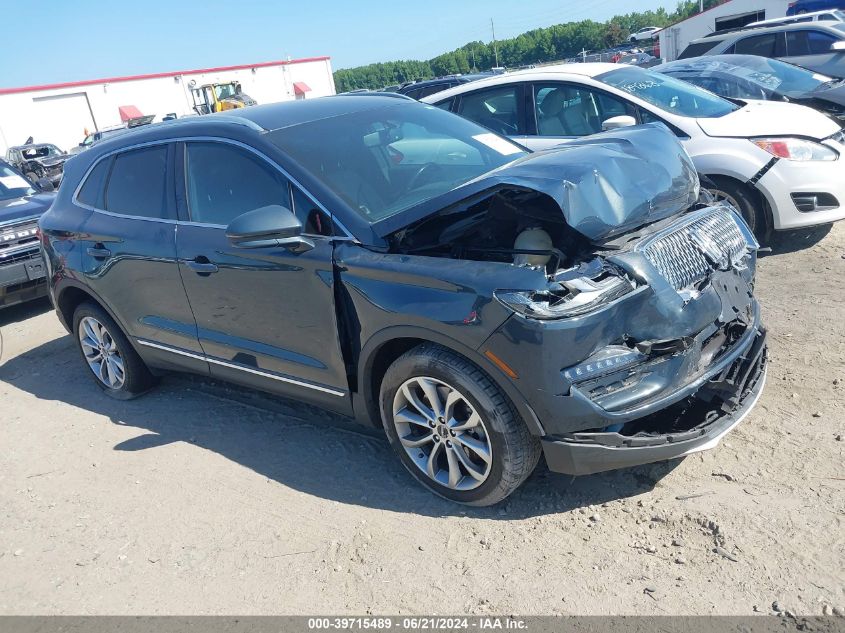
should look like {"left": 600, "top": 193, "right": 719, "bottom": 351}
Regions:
{"left": 333, "top": 1, "right": 725, "bottom": 92}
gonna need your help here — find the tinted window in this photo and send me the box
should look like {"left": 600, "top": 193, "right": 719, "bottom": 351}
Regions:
{"left": 786, "top": 30, "right": 839, "bottom": 55}
{"left": 534, "top": 83, "right": 630, "bottom": 137}
{"left": 416, "top": 83, "right": 451, "bottom": 98}
{"left": 185, "top": 142, "right": 290, "bottom": 226}
{"left": 434, "top": 97, "right": 455, "bottom": 111}
{"left": 678, "top": 40, "right": 722, "bottom": 59}
{"left": 457, "top": 85, "right": 520, "bottom": 135}
{"left": 77, "top": 158, "right": 111, "bottom": 208}
{"left": 105, "top": 146, "right": 170, "bottom": 219}
{"left": 733, "top": 33, "right": 778, "bottom": 56}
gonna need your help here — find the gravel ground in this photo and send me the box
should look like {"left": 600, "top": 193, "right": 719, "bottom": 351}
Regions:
{"left": 0, "top": 223, "right": 843, "bottom": 616}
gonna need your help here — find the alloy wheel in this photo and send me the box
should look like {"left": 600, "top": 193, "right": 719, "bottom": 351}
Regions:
{"left": 392, "top": 376, "right": 493, "bottom": 491}
{"left": 78, "top": 316, "right": 126, "bottom": 389}
{"left": 708, "top": 188, "right": 741, "bottom": 212}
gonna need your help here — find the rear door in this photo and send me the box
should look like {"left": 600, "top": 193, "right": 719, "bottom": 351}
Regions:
{"left": 174, "top": 139, "right": 351, "bottom": 411}
{"left": 76, "top": 143, "right": 207, "bottom": 373}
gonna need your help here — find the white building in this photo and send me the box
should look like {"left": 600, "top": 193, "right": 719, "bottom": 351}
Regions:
{"left": 0, "top": 56, "right": 336, "bottom": 154}
{"left": 659, "top": 0, "right": 793, "bottom": 62}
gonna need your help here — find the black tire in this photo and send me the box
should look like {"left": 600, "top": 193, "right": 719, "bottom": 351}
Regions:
{"left": 379, "top": 343, "right": 541, "bottom": 506}
{"left": 703, "top": 176, "right": 766, "bottom": 236}
{"left": 72, "top": 302, "right": 156, "bottom": 399}
{"left": 24, "top": 171, "right": 38, "bottom": 182}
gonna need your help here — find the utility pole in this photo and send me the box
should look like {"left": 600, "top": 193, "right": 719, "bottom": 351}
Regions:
{"left": 700, "top": 0, "right": 704, "bottom": 12}
{"left": 491, "top": 18, "right": 500, "bottom": 68}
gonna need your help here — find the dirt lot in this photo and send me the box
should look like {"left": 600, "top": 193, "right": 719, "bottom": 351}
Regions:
{"left": 0, "top": 224, "right": 843, "bottom": 616}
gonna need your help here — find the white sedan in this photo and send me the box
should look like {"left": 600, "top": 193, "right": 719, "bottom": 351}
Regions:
{"left": 423, "top": 63, "right": 845, "bottom": 235}
{"left": 629, "top": 26, "right": 661, "bottom": 42}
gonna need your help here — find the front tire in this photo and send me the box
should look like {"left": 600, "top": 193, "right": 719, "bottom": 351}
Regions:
{"left": 379, "top": 344, "right": 541, "bottom": 506}
{"left": 703, "top": 176, "right": 766, "bottom": 236}
{"left": 73, "top": 302, "right": 156, "bottom": 399}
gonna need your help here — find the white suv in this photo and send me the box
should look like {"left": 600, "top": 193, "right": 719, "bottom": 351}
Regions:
{"left": 424, "top": 63, "right": 845, "bottom": 235}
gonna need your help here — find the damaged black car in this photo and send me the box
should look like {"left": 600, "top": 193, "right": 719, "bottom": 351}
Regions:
{"left": 5, "top": 142, "right": 69, "bottom": 188}
{"left": 39, "top": 96, "right": 767, "bottom": 505}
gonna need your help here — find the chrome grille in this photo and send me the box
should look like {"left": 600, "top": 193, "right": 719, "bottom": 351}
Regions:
{"left": 0, "top": 219, "right": 40, "bottom": 257}
{"left": 639, "top": 208, "right": 749, "bottom": 291}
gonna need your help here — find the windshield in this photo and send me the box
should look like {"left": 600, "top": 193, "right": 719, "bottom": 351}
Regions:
{"left": 0, "top": 164, "right": 35, "bottom": 200}
{"left": 21, "top": 144, "right": 63, "bottom": 159}
{"left": 599, "top": 67, "right": 739, "bottom": 118}
{"left": 215, "top": 83, "right": 239, "bottom": 99}
{"left": 717, "top": 55, "right": 831, "bottom": 97}
{"left": 269, "top": 103, "right": 527, "bottom": 223}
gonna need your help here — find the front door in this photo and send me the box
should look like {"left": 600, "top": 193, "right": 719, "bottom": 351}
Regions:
{"left": 523, "top": 82, "right": 636, "bottom": 151}
{"left": 174, "top": 140, "right": 351, "bottom": 411}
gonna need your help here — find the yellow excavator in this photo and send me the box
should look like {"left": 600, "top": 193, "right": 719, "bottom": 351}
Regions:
{"left": 190, "top": 81, "right": 257, "bottom": 115}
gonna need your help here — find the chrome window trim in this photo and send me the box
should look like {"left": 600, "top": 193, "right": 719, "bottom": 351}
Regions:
{"left": 72, "top": 135, "right": 357, "bottom": 240}
{"left": 136, "top": 338, "right": 346, "bottom": 397}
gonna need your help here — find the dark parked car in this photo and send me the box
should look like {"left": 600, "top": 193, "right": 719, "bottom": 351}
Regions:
{"left": 0, "top": 159, "right": 53, "bottom": 308}
{"left": 679, "top": 21, "right": 845, "bottom": 78}
{"left": 5, "top": 143, "right": 69, "bottom": 188}
{"left": 397, "top": 74, "right": 491, "bottom": 100}
{"left": 39, "top": 97, "right": 767, "bottom": 505}
{"left": 788, "top": 0, "right": 845, "bottom": 15}
{"left": 657, "top": 54, "right": 845, "bottom": 122}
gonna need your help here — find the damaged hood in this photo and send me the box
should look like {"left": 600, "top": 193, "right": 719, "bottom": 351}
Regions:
{"left": 696, "top": 101, "right": 840, "bottom": 139}
{"left": 376, "top": 123, "right": 700, "bottom": 242}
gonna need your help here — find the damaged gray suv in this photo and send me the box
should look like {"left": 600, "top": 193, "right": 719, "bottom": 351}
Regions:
{"left": 39, "top": 96, "right": 767, "bottom": 505}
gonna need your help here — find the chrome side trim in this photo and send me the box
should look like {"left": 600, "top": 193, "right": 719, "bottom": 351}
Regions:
{"left": 136, "top": 338, "right": 346, "bottom": 397}
{"left": 136, "top": 339, "right": 206, "bottom": 361}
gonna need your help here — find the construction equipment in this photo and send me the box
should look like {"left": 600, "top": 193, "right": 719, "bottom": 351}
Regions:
{"left": 190, "top": 81, "right": 257, "bottom": 115}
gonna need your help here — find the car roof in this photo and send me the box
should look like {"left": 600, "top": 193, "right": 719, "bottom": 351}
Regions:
{"left": 420, "top": 63, "right": 625, "bottom": 103}
{"left": 72, "top": 96, "right": 420, "bottom": 161}
{"left": 690, "top": 19, "right": 845, "bottom": 44}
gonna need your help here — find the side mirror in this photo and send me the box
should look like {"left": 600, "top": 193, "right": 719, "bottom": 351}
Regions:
{"left": 602, "top": 115, "right": 637, "bottom": 131}
{"left": 226, "top": 205, "right": 314, "bottom": 252}
{"left": 831, "top": 41, "right": 845, "bottom": 51}
{"left": 35, "top": 177, "right": 55, "bottom": 192}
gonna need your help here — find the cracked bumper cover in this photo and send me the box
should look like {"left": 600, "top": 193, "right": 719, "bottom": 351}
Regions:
{"left": 541, "top": 324, "right": 768, "bottom": 476}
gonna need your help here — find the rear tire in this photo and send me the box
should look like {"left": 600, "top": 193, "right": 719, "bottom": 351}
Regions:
{"left": 703, "top": 176, "right": 766, "bottom": 236}
{"left": 72, "top": 302, "right": 157, "bottom": 400}
{"left": 379, "top": 343, "right": 541, "bottom": 506}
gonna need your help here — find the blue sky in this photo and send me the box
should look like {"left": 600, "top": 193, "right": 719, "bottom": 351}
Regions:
{"left": 2, "top": 0, "right": 676, "bottom": 88}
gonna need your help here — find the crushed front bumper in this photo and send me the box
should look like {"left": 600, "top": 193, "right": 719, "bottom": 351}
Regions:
{"left": 541, "top": 326, "right": 767, "bottom": 476}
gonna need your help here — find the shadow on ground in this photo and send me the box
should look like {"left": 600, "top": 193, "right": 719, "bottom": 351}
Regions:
{"left": 0, "top": 296, "right": 52, "bottom": 327}
{"left": 760, "top": 224, "right": 832, "bottom": 258}
{"left": 1, "top": 334, "right": 681, "bottom": 519}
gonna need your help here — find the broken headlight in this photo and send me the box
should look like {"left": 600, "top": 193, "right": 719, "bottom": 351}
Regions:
{"left": 496, "top": 265, "right": 636, "bottom": 320}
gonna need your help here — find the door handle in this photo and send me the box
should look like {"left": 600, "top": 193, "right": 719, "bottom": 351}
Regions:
{"left": 186, "top": 257, "right": 219, "bottom": 275}
{"left": 86, "top": 245, "right": 111, "bottom": 259}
